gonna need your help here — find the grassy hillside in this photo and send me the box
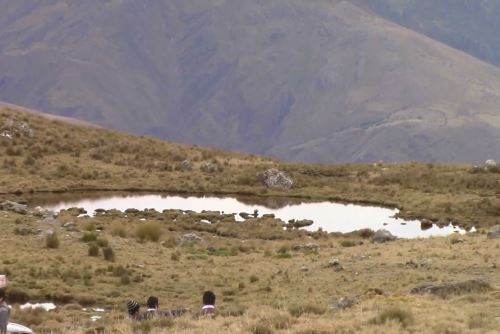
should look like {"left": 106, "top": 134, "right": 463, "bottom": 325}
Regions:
{"left": 0, "top": 105, "right": 499, "bottom": 229}
{"left": 357, "top": 0, "right": 500, "bottom": 67}
{"left": 0, "top": 0, "right": 499, "bottom": 162}
{"left": 0, "top": 106, "right": 499, "bottom": 333}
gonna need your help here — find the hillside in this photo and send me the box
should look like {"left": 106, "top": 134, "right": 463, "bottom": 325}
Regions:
{"left": 356, "top": 0, "right": 500, "bottom": 68}
{"left": 0, "top": 1, "right": 499, "bottom": 162}
{"left": 0, "top": 105, "right": 498, "bottom": 334}
{"left": 1, "top": 103, "right": 499, "bottom": 230}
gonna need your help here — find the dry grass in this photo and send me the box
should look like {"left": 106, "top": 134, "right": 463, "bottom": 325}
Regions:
{"left": 0, "top": 107, "right": 499, "bottom": 231}
{"left": 0, "top": 107, "right": 499, "bottom": 333}
{"left": 0, "top": 207, "right": 498, "bottom": 333}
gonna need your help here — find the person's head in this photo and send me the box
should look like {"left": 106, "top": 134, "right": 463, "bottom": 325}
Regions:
{"left": 127, "top": 299, "right": 140, "bottom": 316}
{"left": 202, "top": 291, "right": 216, "bottom": 306}
{"left": 147, "top": 296, "right": 159, "bottom": 310}
{"left": 0, "top": 288, "right": 5, "bottom": 303}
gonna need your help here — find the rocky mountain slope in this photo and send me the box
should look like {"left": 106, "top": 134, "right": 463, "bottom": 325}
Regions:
{"left": 0, "top": 0, "right": 499, "bottom": 162}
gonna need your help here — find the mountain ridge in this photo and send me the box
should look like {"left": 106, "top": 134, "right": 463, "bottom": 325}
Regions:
{"left": 0, "top": 0, "right": 498, "bottom": 163}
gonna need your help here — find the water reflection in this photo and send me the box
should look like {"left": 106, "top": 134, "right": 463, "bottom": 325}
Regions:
{"left": 34, "top": 193, "right": 468, "bottom": 238}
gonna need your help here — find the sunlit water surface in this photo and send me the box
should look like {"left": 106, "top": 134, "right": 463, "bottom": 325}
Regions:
{"left": 40, "top": 194, "right": 469, "bottom": 238}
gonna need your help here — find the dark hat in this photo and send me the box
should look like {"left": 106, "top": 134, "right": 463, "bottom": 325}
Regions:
{"left": 127, "top": 299, "right": 140, "bottom": 315}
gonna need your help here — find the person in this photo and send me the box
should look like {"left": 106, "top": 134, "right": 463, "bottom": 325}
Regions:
{"left": 200, "top": 291, "right": 216, "bottom": 317}
{"left": 126, "top": 299, "right": 141, "bottom": 321}
{"left": 0, "top": 288, "right": 9, "bottom": 334}
{"left": 143, "top": 296, "right": 188, "bottom": 319}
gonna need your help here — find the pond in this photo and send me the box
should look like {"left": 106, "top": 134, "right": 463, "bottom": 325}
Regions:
{"left": 31, "top": 193, "right": 468, "bottom": 238}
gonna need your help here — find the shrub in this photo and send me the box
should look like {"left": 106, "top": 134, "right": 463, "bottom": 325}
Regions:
{"left": 120, "top": 274, "right": 131, "bottom": 285}
{"left": 251, "top": 323, "right": 274, "bottom": 334}
{"left": 288, "top": 304, "right": 326, "bottom": 317}
{"left": 88, "top": 244, "right": 100, "bottom": 257}
{"left": 369, "top": 307, "right": 414, "bottom": 328}
{"left": 96, "top": 238, "right": 109, "bottom": 247}
{"left": 340, "top": 240, "right": 357, "bottom": 247}
{"left": 111, "top": 223, "right": 127, "bottom": 238}
{"left": 81, "top": 232, "right": 98, "bottom": 243}
{"left": 249, "top": 275, "right": 259, "bottom": 283}
{"left": 46, "top": 233, "right": 60, "bottom": 249}
{"left": 103, "top": 247, "right": 115, "bottom": 262}
{"left": 136, "top": 222, "right": 163, "bottom": 242}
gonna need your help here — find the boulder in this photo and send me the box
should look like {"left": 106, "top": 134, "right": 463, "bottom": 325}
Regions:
{"left": 38, "top": 217, "right": 58, "bottom": 225}
{"left": 287, "top": 219, "right": 314, "bottom": 229}
{"left": 38, "top": 229, "right": 54, "bottom": 236}
{"left": 256, "top": 169, "right": 293, "bottom": 189}
{"left": 485, "top": 159, "right": 497, "bottom": 168}
{"left": 372, "top": 229, "right": 397, "bottom": 243}
{"left": 180, "top": 233, "right": 202, "bottom": 243}
{"left": 180, "top": 160, "right": 192, "bottom": 172}
{"left": 32, "top": 206, "right": 55, "bottom": 218}
{"left": 327, "top": 258, "right": 344, "bottom": 272}
{"left": 336, "top": 297, "right": 358, "bottom": 309}
{"left": 200, "top": 162, "right": 219, "bottom": 173}
{"left": 487, "top": 225, "right": 500, "bottom": 239}
{"left": 0, "top": 200, "right": 28, "bottom": 214}
{"left": 62, "top": 222, "right": 78, "bottom": 232}
{"left": 292, "top": 243, "right": 320, "bottom": 251}
{"left": 410, "top": 279, "right": 492, "bottom": 297}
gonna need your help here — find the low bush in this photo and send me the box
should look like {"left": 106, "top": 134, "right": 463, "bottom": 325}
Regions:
{"left": 45, "top": 233, "right": 60, "bottom": 249}
{"left": 88, "top": 244, "right": 100, "bottom": 257}
{"left": 288, "top": 304, "right": 326, "bottom": 317}
{"left": 103, "top": 247, "right": 115, "bottom": 262}
{"left": 136, "top": 222, "right": 163, "bottom": 242}
{"left": 369, "top": 306, "right": 414, "bottom": 328}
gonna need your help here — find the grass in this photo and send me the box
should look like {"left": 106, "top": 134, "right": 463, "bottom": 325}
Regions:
{"left": 0, "top": 107, "right": 499, "bottom": 333}
{"left": 0, "top": 107, "right": 499, "bottom": 232}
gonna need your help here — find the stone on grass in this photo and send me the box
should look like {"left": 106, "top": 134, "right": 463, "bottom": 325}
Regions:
{"left": 410, "top": 279, "right": 492, "bottom": 297}
{"left": 180, "top": 233, "right": 202, "bottom": 243}
{"left": 372, "top": 229, "right": 397, "bottom": 243}
{"left": 256, "top": 168, "right": 293, "bottom": 189}
{"left": 292, "top": 243, "right": 320, "bottom": 251}
{"left": 327, "top": 258, "right": 344, "bottom": 272}
{"left": 336, "top": 297, "right": 358, "bottom": 309}
{"left": 487, "top": 225, "right": 500, "bottom": 239}
{"left": 0, "top": 201, "right": 28, "bottom": 215}
{"left": 180, "top": 160, "right": 192, "bottom": 172}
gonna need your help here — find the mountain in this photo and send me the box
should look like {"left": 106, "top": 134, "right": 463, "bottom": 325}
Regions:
{"left": 355, "top": 0, "right": 500, "bottom": 68}
{"left": 0, "top": 0, "right": 499, "bottom": 163}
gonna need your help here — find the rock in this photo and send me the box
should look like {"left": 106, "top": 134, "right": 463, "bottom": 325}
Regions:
{"left": 180, "top": 233, "right": 202, "bottom": 243}
{"left": 200, "top": 162, "right": 219, "bottom": 173}
{"left": 239, "top": 212, "right": 251, "bottom": 219}
{"left": 420, "top": 219, "right": 433, "bottom": 230}
{"left": 0, "top": 200, "right": 28, "bottom": 214}
{"left": 180, "top": 160, "right": 192, "bottom": 172}
{"left": 39, "top": 217, "right": 58, "bottom": 225}
{"left": 256, "top": 168, "right": 293, "bottom": 189}
{"left": 327, "top": 258, "right": 344, "bottom": 272}
{"left": 372, "top": 229, "right": 397, "bottom": 243}
{"left": 62, "top": 221, "right": 78, "bottom": 232}
{"left": 32, "top": 206, "right": 55, "bottom": 218}
{"left": 262, "top": 214, "right": 275, "bottom": 219}
{"left": 39, "top": 229, "right": 54, "bottom": 236}
{"left": 14, "top": 227, "right": 36, "bottom": 236}
{"left": 287, "top": 219, "right": 314, "bottom": 229}
{"left": 485, "top": 159, "right": 497, "bottom": 168}
{"left": 336, "top": 297, "right": 358, "bottom": 309}
{"left": 487, "top": 225, "right": 500, "bottom": 239}
{"left": 292, "top": 243, "right": 320, "bottom": 251}
{"left": 410, "top": 279, "right": 492, "bottom": 297}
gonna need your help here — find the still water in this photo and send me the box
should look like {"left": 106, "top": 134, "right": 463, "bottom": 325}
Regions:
{"left": 37, "top": 193, "right": 468, "bottom": 238}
